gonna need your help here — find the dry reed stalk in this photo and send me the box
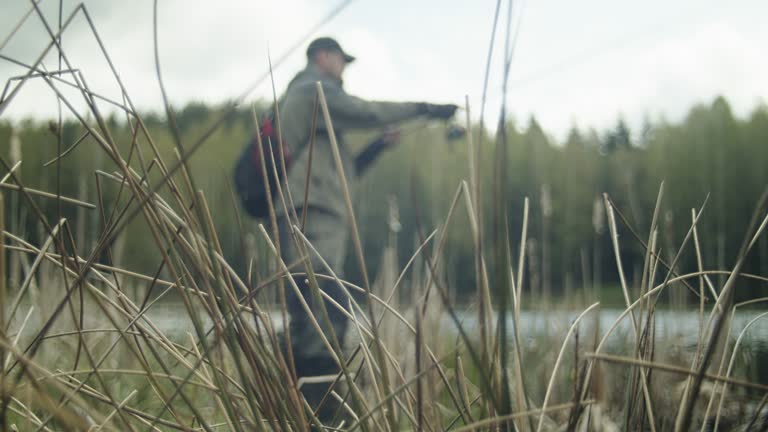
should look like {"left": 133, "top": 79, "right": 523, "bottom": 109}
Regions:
{"left": 603, "top": 194, "right": 657, "bottom": 430}
{"left": 0, "top": 161, "right": 21, "bottom": 185}
{"left": 578, "top": 267, "right": 768, "bottom": 426}
{"left": 512, "top": 197, "right": 531, "bottom": 426}
{"left": 0, "top": 183, "right": 95, "bottom": 209}
{"left": 3, "top": 2, "right": 767, "bottom": 430}
{"left": 458, "top": 401, "right": 597, "bottom": 432}
{"left": 626, "top": 185, "right": 665, "bottom": 431}
{"left": 0, "top": 193, "right": 5, "bottom": 330}
{"left": 536, "top": 303, "right": 599, "bottom": 432}
{"left": 712, "top": 306, "right": 768, "bottom": 429}
{"left": 316, "top": 81, "right": 399, "bottom": 431}
{"left": 604, "top": 194, "right": 703, "bottom": 299}
{"left": 587, "top": 353, "right": 768, "bottom": 393}
{"left": 291, "top": 226, "right": 446, "bottom": 428}
{"left": 676, "top": 190, "right": 768, "bottom": 431}
{"left": 0, "top": 192, "right": 5, "bottom": 432}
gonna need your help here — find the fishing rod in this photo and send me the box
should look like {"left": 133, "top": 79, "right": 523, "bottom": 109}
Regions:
{"left": 355, "top": 120, "right": 465, "bottom": 173}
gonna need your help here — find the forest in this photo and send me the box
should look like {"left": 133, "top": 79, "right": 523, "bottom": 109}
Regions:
{"left": 3, "top": 95, "right": 767, "bottom": 304}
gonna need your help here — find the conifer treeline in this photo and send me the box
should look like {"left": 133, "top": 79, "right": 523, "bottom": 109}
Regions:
{"left": 2, "top": 96, "right": 767, "bottom": 302}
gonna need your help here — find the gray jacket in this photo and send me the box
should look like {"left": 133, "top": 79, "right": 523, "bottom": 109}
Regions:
{"left": 275, "top": 63, "right": 426, "bottom": 217}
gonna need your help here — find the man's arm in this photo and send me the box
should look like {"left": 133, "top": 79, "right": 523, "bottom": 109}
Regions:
{"left": 314, "top": 80, "right": 456, "bottom": 131}
{"left": 355, "top": 128, "right": 400, "bottom": 176}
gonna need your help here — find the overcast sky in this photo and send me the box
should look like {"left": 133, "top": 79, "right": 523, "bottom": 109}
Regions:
{"left": 2, "top": 0, "right": 767, "bottom": 139}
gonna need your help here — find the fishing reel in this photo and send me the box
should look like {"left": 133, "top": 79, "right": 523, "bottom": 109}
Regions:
{"left": 445, "top": 124, "right": 467, "bottom": 141}
{"left": 399, "top": 121, "right": 467, "bottom": 144}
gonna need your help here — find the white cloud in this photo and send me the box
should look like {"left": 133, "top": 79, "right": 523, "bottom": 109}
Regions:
{"left": 0, "top": 0, "right": 321, "bottom": 118}
{"left": 1, "top": 0, "right": 767, "bottom": 140}
{"left": 478, "top": 14, "right": 768, "bottom": 139}
{"left": 336, "top": 28, "right": 402, "bottom": 100}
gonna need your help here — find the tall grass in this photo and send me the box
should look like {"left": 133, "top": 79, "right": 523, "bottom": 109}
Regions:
{"left": 1, "top": 2, "right": 768, "bottom": 431}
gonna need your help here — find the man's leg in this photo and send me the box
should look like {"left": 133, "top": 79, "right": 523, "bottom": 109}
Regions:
{"left": 278, "top": 208, "right": 350, "bottom": 423}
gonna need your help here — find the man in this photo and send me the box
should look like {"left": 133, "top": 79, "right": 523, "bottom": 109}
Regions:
{"left": 273, "top": 36, "right": 457, "bottom": 423}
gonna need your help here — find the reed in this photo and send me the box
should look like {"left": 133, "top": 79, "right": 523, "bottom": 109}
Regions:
{"left": 1, "top": 2, "right": 767, "bottom": 431}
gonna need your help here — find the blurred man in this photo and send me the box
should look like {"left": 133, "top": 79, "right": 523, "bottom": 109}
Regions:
{"left": 273, "top": 36, "right": 457, "bottom": 423}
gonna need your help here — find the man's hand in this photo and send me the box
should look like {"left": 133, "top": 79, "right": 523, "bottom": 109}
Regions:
{"left": 381, "top": 126, "right": 401, "bottom": 148}
{"left": 422, "top": 103, "right": 459, "bottom": 120}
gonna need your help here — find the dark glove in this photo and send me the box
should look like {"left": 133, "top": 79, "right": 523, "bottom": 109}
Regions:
{"left": 419, "top": 103, "right": 459, "bottom": 120}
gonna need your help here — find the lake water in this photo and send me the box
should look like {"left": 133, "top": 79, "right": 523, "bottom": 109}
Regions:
{"left": 141, "top": 303, "right": 768, "bottom": 350}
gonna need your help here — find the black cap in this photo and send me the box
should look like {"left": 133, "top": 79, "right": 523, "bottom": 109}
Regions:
{"left": 306, "top": 37, "right": 356, "bottom": 63}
